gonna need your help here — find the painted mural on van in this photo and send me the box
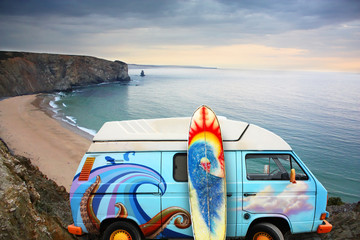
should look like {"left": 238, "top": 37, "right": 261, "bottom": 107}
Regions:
{"left": 70, "top": 158, "right": 192, "bottom": 238}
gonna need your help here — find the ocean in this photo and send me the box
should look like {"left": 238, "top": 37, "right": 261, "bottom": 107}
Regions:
{"left": 47, "top": 65, "right": 360, "bottom": 203}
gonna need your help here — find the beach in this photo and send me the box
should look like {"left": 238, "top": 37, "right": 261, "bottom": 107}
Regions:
{"left": 0, "top": 94, "right": 91, "bottom": 191}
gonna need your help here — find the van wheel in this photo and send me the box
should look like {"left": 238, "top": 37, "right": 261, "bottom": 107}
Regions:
{"left": 103, "top": 221, "right": 142, "bottom": 240}
{"left": 246, "top": 223, "right": 284, "bottom": 240}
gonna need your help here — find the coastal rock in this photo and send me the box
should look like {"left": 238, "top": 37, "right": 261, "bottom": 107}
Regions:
{"left": 0, "top": 139, "right": 76, "bottom": 240}
{"left": 319, "top": 202, "right": 360, "bottom": 240}
{"left": 0, "top": 51, "right": 130, "bottom": 97}
{"left": 288, "top": 202, "right": 360, "bottom": 240}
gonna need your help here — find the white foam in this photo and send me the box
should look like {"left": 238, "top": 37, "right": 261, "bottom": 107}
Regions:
{"left": 60, "top": 116, "right": 96, "bottom": 136}
{"left": 48, "top": 100, "right": 59, "bottom": 114}
{"left": 65, "top": 115, "right": 77, "bottom": 124}
{"left": 49, "top": 100, "right": 58, "bottom": 109}
{"left": 78, "top": 126, "right": 97, "bottom": 136}
{"left": 60, "top": 117, "right": 76, "bottom": 127}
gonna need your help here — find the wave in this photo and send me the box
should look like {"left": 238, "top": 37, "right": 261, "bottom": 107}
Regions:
{"left": 65, "top": 115, "right": 77, "bottom": 124}
{"left": 49, "top": 99, "right": 58, "bottom": 108}
{"left": 48, "top": 97, "right": 61, "bottom": 115}
{"left": 46, "top": 93, "right": 97, "bottom": 137}
{"left": 78, "top": 126, "right": 97, "bottom": 136}
{"left": 60, "top": 115, "right": 97, "bottom": 136}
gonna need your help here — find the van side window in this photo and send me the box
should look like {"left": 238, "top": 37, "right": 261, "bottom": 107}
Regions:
{"left": 173, "top": 153, "right": 188, "bottom": 182}
{"left": 246, "top": 154, "right": 308, "bottom": 181}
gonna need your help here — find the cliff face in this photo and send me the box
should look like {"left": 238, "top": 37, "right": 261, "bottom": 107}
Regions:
{"left": 0, "top": 51, "right": 130, "bottom": 97}
{"left": 0, "top": 139, "right": 75, "bottom": 240}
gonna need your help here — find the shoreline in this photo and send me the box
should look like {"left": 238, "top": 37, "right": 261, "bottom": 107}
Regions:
{"left": 36, "top": 93, "right": 95, "bottom": 141}
{"left": 0, "top": 94, "right": 92, "bottom": 191}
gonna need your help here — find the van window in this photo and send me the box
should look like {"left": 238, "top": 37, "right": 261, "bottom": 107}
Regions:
{"left": 246, "top": 154, "right": 308, "bottom": 181}
{"left": 173, "top": 153, "right": 188, "bottom": 182}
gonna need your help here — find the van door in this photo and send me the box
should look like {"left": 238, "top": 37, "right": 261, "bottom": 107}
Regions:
{"left": 241, "top": 152, "right": 316, "bottom": 234}
{"left": 160, "top": 151, "right": 238, "bottom": 238}
{"left": 161, "top": 152, "right": 192, "bottom": 238}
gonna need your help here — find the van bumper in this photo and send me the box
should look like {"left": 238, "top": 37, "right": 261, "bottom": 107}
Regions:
{"left": 68, "top": 224, "right": 83, "bottom": 235}
{"left": 317, "top": 220, "right": 332, "bottom": 233}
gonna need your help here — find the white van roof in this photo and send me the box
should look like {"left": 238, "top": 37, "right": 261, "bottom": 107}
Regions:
{"left": 88, "top": 117, "right": 291, "bottom": 152}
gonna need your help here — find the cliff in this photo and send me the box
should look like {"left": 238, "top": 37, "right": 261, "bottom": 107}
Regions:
{"left": 0, "top": 139, "right": 75, "bottom": 240}
{"left": 0, "top": 51, "right": 130, "bottom": 97}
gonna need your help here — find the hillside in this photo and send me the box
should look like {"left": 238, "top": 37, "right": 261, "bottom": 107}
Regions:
{"left": 0, "top": 139, "right": 75, "bottom": 239}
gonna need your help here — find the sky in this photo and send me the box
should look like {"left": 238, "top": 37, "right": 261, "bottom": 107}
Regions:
{"left": 0, "top": 0, "right": 360, "bottom": 72}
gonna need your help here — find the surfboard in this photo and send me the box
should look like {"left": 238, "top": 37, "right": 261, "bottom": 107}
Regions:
{"left": 187, "top": 105, "right": 226, "bottom": 240}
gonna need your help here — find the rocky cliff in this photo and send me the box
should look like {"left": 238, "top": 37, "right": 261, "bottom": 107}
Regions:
{"left": 0, "top": 51, "right": 130, "bottom": 97}
{"left": 0, "top": 139, "right": 75, "bottom": 240}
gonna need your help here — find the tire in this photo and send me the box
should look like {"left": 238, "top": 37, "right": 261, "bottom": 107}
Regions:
{"left": 246, "top": 222, "right": 284, "bottom": 240}
{"left": 103, "top": 221, "right": 142, "bottom": 240}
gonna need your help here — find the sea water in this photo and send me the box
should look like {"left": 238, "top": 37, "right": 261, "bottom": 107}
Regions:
{"left": 48, "top": 66, "right": 360, "bottom": 203}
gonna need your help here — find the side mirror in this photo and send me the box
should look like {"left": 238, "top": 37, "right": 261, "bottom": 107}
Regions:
{"left": 290, "top": 168, "right": 297, "bottom": 184}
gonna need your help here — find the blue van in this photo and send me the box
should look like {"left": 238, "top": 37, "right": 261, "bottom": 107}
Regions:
{"left": 68, "top": 117, "right": 332, "bottom": 240}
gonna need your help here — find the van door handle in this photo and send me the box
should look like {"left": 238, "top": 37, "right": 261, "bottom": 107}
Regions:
{"left": 227, "top": 193, "right": 233, "bottom": 197}
{"left": 244, "top": 193, "right": 256, "bottom": 197}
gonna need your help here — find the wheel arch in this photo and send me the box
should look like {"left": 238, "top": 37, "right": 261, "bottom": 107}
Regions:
{"left": 246, "top": 216, "right": 291, "bottom": 236}
{"left": 100, "top": 218, "right": 144, "bottom": 239}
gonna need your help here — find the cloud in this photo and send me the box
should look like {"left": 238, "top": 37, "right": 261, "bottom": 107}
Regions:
{"left": 0, "top": 0, "right": 175, "bottom": 18}
{"left": 242, "top": 182, "right": 313, "bottom": 216}
{"left": 0, "top": 0, "right": 359, "bottom": 71}
{"left": 1, "top": 0, "right": 359, "bottom": 31}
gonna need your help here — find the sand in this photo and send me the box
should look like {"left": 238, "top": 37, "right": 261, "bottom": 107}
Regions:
{"left": 0, "top": 95, "right": 92, "bottom": 191}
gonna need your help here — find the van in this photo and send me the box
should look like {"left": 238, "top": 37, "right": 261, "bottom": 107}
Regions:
{"left": 68, "top": 117, "right": 332, "bottom": 240}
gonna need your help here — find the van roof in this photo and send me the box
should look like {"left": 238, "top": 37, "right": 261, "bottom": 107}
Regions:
{"left": 88, "top": 117, "right": 292, "bottom": 152}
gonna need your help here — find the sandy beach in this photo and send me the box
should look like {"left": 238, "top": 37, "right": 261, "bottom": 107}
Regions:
{"left": 0, "top": 95, "right": 91, "bottom": 191}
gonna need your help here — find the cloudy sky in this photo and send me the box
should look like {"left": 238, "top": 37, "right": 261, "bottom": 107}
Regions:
{"left": 1, "top": 0, "right": 359, "bottom": 72}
